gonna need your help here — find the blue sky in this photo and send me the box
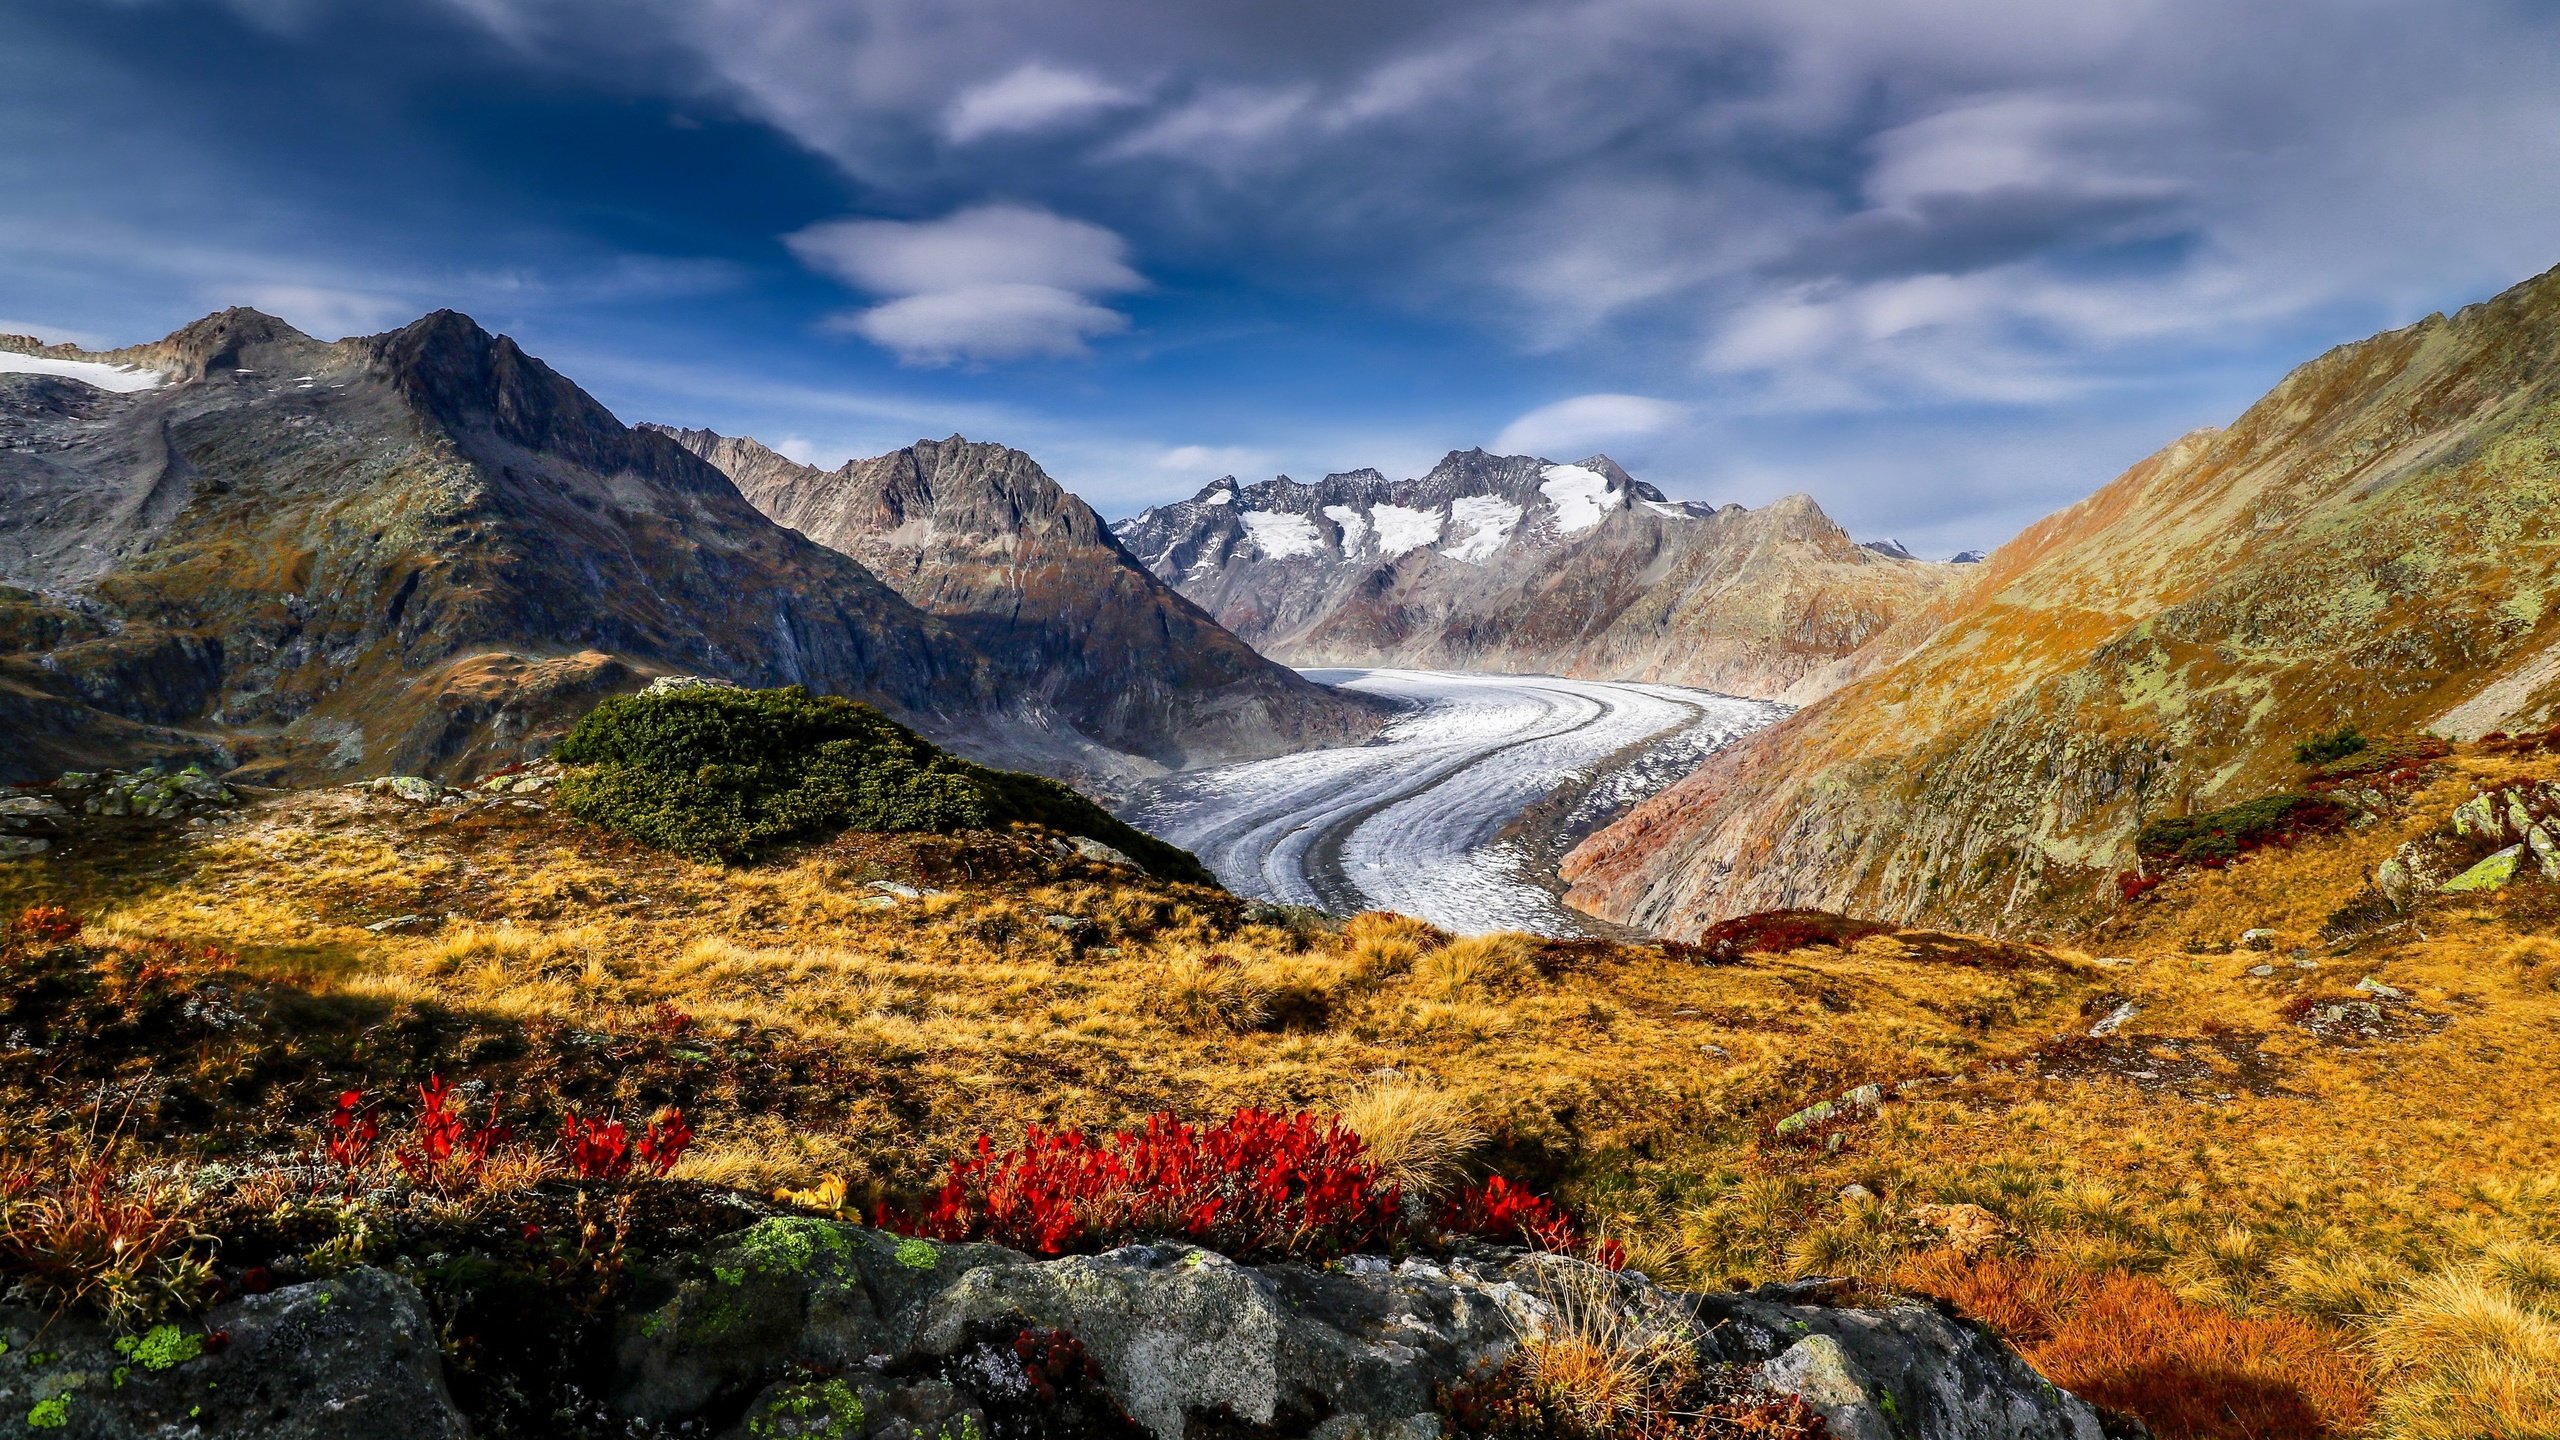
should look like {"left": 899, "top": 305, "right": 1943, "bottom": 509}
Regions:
{"left": 7, "top": 0, "right": 2560, "bottom": 556}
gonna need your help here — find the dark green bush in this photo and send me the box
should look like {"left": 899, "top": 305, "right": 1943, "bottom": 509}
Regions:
{"left": 2136, "top": 793, "right": 2350, "bottom": 864}
{"left": 2293, "top": 724, "right": 2367, "bottom": 766}
{"left": 553, "top": 685, "right": 1211, "bottom": 881}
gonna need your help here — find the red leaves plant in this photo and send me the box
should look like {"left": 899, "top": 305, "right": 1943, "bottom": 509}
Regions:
{"left": 883, "top": 1107, "right": 1611, "bottom": 1267}
{"left": 9, "top": 905, "right": 81, "bottom": 947}
{"left": 319, "top": 1079, "right": 690, "bottom": 1189}
{"left": 560, "top": 1108, "right": 694, "bottom": 1180}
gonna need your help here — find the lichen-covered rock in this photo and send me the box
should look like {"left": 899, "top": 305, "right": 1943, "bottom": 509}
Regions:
{"left": 0, "top": 1268, "right": 465, "bottom": 1440}
{"left": 2442, "top": 844, "right": 2525, "bottom": 892}
{"left": 612, "top": 1223, "right": 2114, "bottom": 1440}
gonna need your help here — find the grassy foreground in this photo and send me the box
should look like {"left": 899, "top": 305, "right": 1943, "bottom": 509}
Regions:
{"left": 3, "top": 740, "right": 2557, "bottom": 1438}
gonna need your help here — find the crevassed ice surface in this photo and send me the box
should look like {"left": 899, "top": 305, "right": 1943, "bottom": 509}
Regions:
{"left": 1122, "top": 669, "right": 1786, "bottom": 936}
{"left": 0, "top": 353, "right": 163, "bottom": 393}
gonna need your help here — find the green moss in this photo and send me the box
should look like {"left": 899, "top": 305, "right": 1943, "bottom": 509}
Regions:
{"left": 23, "top": 1397, "right": 66, "bottom": 1430}
{"left": 2292, "top": 724, "right": 2367, "bottom": 766}
{"left": 892, "top": 1238, "right": 939, "bottom": 1271}
{"left": 127, "top": 1325, "right": 202, "bottom": 1372}
{"left": 552, "top": 684, "right": 1208, "bottom": 881}
{"left": 737, "top": 1217, "right": 854, "bottom": 1277}
{"left": 711, "top": 1266, "right": 745, "bottom": 1289}
{"left": 745, "top": 1378, "right": 863, "bottom": 1440}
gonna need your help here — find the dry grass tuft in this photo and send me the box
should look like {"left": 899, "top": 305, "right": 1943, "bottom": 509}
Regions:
{"left": 1517, "top": 1257, "right": 1691, "bottom": 1429}
{"left": 1336, "top": 1079, "right": 1482, "bottom": 1200}
{"left": 1414, "top": 932, "right": 1536, "bottom": 999}
{"left": 1150, "top": 947, "right": 1272, "bottom": 1033}
{"left": 1342, "top": 910, "right": 1440, "bottom": 977}
{"left": 2368, "top": 1269, "right": 2560, "bottom": 1440}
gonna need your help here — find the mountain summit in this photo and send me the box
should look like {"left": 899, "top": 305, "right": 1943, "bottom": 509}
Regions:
{"left": 1114, "top": 449, "right": 1959, "bottom": 703}
{"left": 650, "top": 426, "right": 1383, "bottom": 777}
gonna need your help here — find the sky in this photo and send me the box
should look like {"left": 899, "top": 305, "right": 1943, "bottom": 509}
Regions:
{"left": 5, "top": 2, "right": 2560, "bottom": 556}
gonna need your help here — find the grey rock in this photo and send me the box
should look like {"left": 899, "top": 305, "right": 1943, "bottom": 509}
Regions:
{"left": 0, "top": 835, "right": 49, "bottom": 857}
{"left": 867, "top": 880, "right": 924, "bottom": 900}
{"left": 614, "top": 1221, "right": 2109, "bottom": 1440}
{"left": 0, "top": 796, "right": 66, "bottom": 818}
{"left": 2239, "top": 928, "right": 2279, "bottom": 951}
{"left": 1068, "top": 835, "right": 1139, "bottom": 869}
{"left": 2247, "top": 965, "right": 2277, "bottom": 977}
{"left": 2374, "top": 856, "right": 2419, "bottom": 909}
{"left": 643, "top": 674, "right": 742, "bottom": 696}
{"left": 2355, "top": 976, "right": 2408, "bottom": 1000}
{"left": 0, "top": 1268, "right": 466, "bottom": 1440}
{"left": 2089, "top": 1000, "right": 2138, "bottom": 1036}
{"left": 2452, "top": 792, "right": 2505, "bottom": 841}
{"left": 1041, "top": 912, "right": 1085, "bottom": 932}
{"left": 2442, "top": 844, "right": 2526, "bottom": 893}
{"left": 377, "top": 775, "right": 441, "bottom": 804}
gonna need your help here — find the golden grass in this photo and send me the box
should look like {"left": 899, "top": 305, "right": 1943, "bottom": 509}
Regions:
{"left": 1336, "top": 1078, "right": 1482, "bottom": 1200}
{"left": 10, "top": 746, "right": 2560, "bottom": 1435}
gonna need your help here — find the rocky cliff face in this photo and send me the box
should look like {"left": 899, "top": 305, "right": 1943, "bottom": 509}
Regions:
{"left": 1113, "top": 449, "right": 1958, "bottom": 703}
{"left": 0, "top": 309, "right": 1341, "bottom": 787}
{"left": 652, "top": 427, "right": 1384, "bottom": 778}
{"left": 1566, "top": 260, "right": 2560, "bottom": 937}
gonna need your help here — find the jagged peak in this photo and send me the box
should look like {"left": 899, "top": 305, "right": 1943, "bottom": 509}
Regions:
{"left": 88, "top": 307, "right": 322, "bottom": 382}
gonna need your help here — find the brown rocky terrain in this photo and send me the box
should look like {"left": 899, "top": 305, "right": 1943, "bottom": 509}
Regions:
{"left": 652, "top": 426, "right": 1383, "bottom": 780}
{"left": 1113, "top": 450, "right": 1959, "bottom": 704}
{"left": 1565, "top": 260, "right": 2560, "bottom": 937}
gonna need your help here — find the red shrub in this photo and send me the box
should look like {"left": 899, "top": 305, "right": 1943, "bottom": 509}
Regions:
{"left": 885, "top": 1108, "right": 1613, "bottom": 1268}
{"left": 2115, "top": 871, "right": 2164, "bottom": 904}
{"left": 9, "top": 906, "right": 81, "bottom": 946}
{"left": 324, "top": 1090, "right": 380, "bottom": 1179}
{"left": 561, "top": 1107, "right": 692, "bottom": 1180}
{"left": 396, "top": 1076, "right": 511, "bottom": 1189}
{"left": 884, "top": 1109, "right": 1401, "bottom": 1261}
{"left": 1689, "top": 910, "right": 1893, "bottom": 963}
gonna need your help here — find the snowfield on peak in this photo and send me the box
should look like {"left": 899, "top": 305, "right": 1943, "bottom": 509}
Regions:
{"left": 0, "top": 352, "right": 164, "bottom": 392}
{"left": 1323, "top": 504, "right": 1371, "bottom": 554}
{"left": 1241, "top": 510, "right": 1324, "bottom": 559}
{"left": 1538, "top": 463, "right": 1621, "bottom": 534}
{"left": 1440, "top": 495, "right": 1523, "bottom": 563}
{"left": 1370, "top": 503, "right": 1443, "bottom": 556}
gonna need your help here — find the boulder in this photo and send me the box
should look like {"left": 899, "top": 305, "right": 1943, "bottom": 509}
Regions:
{"left": 2239, "top": 928, "right": 2279, "bottom": 951}
{"left": 0, "top": 1268, "right": 466, "bottom": 1440}
{"left": 611, "top": 1219, "right": 2112, "bottom": 1440}
{"left": 1068, "top": 836, "right": 1140, "bottom": 869}
{"left": 2452, "top": 792, "right": 2505, "bottom": 841}
{"left": 2441, "top": 844, "right": 2525, "bottom": 893}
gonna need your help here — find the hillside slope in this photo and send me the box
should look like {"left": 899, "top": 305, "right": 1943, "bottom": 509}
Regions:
{"left": 1114, "top": 450, "right": 1958, "bottom": 703}
{"left": 0, "top": 309, "right": 1000, "bottom": 784}
{"left": 652, "top": 427, "right": 1382, "bottom": 778}
{"left": 1566, "top": 260, "right": 2560, "bottom": 935}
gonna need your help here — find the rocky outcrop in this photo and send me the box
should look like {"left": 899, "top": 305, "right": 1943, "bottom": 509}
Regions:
{"left": 0, "top": 1267, "right": 467, "bottom": 1440}
{"left": 1113, "top": 451, "right": 1958, "bottom": 704}
{"left": 1566, "top": 259, "right": 2560, "bottom": 937}
{"left": 652, "top": 427, "right": 1385, "bottom": 779}
{"left": 610, "top": 1217, "right": 2111, "bottom": 1440}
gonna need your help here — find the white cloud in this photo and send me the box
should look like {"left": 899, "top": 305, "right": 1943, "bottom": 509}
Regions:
{"left": 945, "top": 63, "right": 1137, "bottom": 143}
{"left": 1494, "top": 394, "right": 1686, "bottom": 456}
{"left": 1156, "top": 443, "right": 1267, "bottom": 476}
{"left": 230, "top": 282, "right": 420, "bottom": 339}
{"left": 834, "top": 283, "right": 1130, "bottom": 364}
{"left": 786, "top": 203, "right": 1145, "bottom": 364}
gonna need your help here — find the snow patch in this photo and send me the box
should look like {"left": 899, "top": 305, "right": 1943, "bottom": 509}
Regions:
{"left": 1440, "top": 496, "right": 1523, "bottom": 563}
{"left": 1371, "top": 504, "right": 1442, "bottom": 556}
{"left": 1201, "top": 486, "right": 1234, "bottom": 506}
{"left": 0, "top": 352, "right": 163, "bottom": 393}
{"left": 1241, "top": 510, "right": 1324, "bottom": 559}
{"left": 1323, "top": 504, "right": 1370, "bottom": 554}
{"left": 1538, "top": 464, "right": 1620, "bottom": 535}
{"left": 1640, "top": 499, "right": 1699, "bottom": 519}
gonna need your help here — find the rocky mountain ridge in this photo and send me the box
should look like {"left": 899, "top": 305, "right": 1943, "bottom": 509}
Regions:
{"left": 1114, "top": 448, "right": 1962, "bottom": 703}
{"left": 1565, "top": 259, "right": 2560, "bottom": 936}
{"left": 651, "top": 425, "right": 1381, "bottom": 780}
{"left": 0, "top": 310, "right": 1367, "bottom": 787}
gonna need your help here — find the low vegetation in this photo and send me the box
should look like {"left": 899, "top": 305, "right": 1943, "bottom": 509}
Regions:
{"left": 554, "top": 683, "right": 1207, "bottom": 880}
{"left": 6, "top": 713, "right": 2560, "bottom": 1437}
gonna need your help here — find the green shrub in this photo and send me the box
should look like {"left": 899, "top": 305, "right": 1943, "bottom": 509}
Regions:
{"left": 2293, "top": 725, "right": 2368, "bottom": 766}
{"left": 553, "top": 685, "right": 1211, "bottom": 881}
{"left": 2136, "top": 793, "right": 2349, "bottom": 864}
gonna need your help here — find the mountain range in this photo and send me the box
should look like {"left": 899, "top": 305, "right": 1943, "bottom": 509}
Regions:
{"left": 0, "top": 309, "right": 1376, "bottom": 787}
{"left": 1565, "top": 259, "right": 2560, "bottom": 936}
{"left": 1113, "top": 450, "right": 1963, "bottom": 704}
